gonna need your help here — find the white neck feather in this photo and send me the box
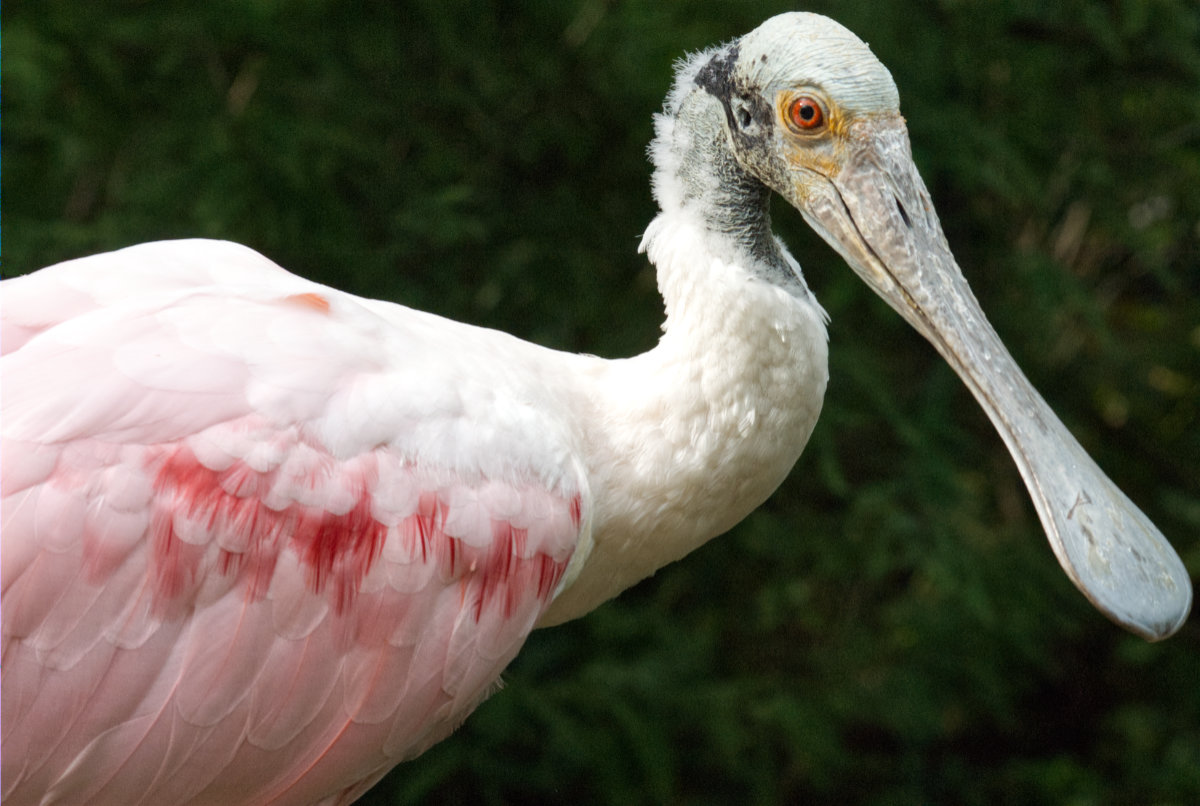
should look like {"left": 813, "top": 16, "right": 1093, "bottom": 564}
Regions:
{"left": 538, "top": 209, "right": 829, "bottom": 626}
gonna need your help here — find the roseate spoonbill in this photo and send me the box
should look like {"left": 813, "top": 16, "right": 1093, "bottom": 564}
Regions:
{"left": 2, "top": 11, "right": 1191, "bottom": 806}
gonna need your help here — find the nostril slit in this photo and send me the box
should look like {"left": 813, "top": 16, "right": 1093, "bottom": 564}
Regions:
{"left": 894, "top": 195, "right": 913, "bottom": 229}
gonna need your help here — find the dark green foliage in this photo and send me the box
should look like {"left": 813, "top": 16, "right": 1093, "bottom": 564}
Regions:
{"left": 6, "top": 1, "right": 1199, "bottom": 803}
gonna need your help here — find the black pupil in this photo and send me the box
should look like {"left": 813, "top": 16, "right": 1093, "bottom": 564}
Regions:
{"left": 798, "top": 103, "right": 815, "bottom": 121}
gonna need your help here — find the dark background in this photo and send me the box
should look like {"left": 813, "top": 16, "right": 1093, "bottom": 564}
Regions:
{"left": 6, "top": 1, "right": 1200, "bottom": 803}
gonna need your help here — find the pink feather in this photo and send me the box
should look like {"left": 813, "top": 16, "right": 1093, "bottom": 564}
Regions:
{"left": 2, "top": 241, "right": 585, "bottom": 805}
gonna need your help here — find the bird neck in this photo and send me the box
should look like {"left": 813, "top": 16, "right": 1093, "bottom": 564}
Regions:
{"left": 538, "top": 193, "right": 829, "bottom": 627}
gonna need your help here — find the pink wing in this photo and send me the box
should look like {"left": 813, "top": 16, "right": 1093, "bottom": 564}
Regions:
{"left": 2, "top": 241, "right": 587, "bottom": 805}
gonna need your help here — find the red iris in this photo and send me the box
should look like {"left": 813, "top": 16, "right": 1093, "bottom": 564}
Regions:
{"left": 787, "top": 96, "right": 825, "bottom": 131}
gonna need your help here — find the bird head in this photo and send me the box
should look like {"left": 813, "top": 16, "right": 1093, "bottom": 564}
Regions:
{"left": 669, "top": 13, "right": 1192, "bottom": 640}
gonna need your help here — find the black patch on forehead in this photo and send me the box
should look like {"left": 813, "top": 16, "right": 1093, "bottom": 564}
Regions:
{"left": 694, "top": 44, "right": 773, "bottom": 151}
{"left": 695, "top": 43, "right": 740, "bottom": 99}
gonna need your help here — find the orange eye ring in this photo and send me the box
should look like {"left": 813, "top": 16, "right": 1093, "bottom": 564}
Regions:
{"left": 786, "top": 96, "right": 826, "bottom": 132}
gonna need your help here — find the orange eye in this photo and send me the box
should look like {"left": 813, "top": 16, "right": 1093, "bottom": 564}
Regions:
{"left": 787, "top": 96, "right": 825, "bottom": 132}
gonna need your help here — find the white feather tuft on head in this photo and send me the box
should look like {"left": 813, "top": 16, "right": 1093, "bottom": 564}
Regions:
{"left": 647, "top": 44, "right": 725, "bottom": 215}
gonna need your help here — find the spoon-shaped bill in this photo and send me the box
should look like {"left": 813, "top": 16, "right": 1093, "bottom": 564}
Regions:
{"left": 797, "top": 116, "right": 1192, "bottom": 640}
